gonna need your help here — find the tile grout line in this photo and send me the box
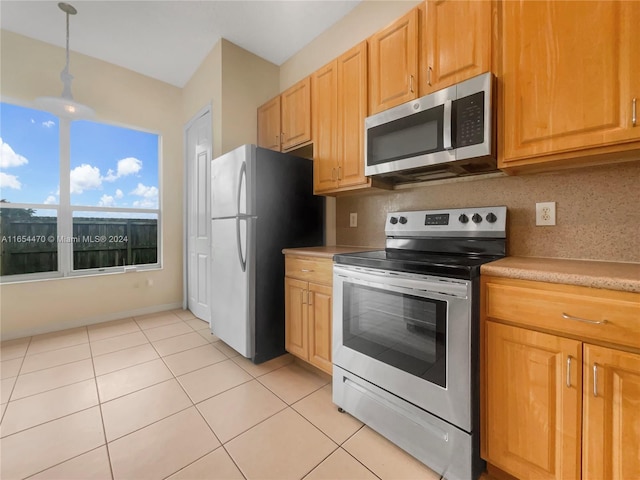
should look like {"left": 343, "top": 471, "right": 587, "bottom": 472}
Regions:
{"left": 337, "top": 444, "right": 383, "bottom": 480}
{"left": 1, "top": 335, "right": 33, "bottom": 423}
{"left": 22, "top": 445, "right": 109, "bottom": 480}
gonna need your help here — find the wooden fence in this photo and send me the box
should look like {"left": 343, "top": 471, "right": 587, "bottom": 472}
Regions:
{"left": 0, "top": 216, "right": 157, "bottom": 276}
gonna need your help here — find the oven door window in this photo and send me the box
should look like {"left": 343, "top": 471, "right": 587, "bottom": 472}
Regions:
{"left": 367, "top": 105, "right": 444, "bottom": 166}
{"left": 343, "top": 282, "right": 447, "bottom": 387}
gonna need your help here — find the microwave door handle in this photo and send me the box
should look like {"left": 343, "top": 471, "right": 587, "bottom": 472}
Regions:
{"left": 443, "top": 99, "right": 453, "bottom": 150}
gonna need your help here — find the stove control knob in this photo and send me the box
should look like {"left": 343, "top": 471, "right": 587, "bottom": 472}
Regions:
{"left": 459, "top": 214, "right": 469, "bottom": 224}
{"left": 389, "top": 216, "right": 398, "bottom": 225}
{"left": 399, "top": 216, "right": 408, "bottom": 224}
{"left": 486, "top": 212, "right": 498, "bottom": 223}
{"left": 472, "top": 213, "right": 483, "bottom": 224}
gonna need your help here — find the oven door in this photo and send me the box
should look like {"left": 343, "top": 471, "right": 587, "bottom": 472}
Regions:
{"left": 333, "top": 264, "right": 473, "bottom": 431}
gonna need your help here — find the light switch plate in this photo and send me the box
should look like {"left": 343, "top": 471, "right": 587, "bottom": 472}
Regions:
{"left": 349, "top": 212, "right": 357, "bottom": 228}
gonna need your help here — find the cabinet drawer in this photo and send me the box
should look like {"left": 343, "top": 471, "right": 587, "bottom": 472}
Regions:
{"left": 285, "top": 256, "right": 333, "bottom": 285}
{"left": 483, "top": 277, "right": 640, "bottom": 350}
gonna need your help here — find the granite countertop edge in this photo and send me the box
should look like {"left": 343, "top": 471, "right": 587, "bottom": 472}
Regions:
{"left": 481, "top": 257, "right": 640, "bottom": 293}
{"left": 282, "top": 245, "right": 378, "bottom": 260}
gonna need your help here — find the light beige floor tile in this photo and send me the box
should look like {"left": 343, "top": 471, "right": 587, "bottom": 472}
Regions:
{"left": 1, "top": 402, "right": 6, "bottom": 420}
{"left": 21, "top": 343, "right": 91, "bottom": 374}
{"left": 0, "top": 337, "right": 31, "bottom": 361}
{"left": 173, "top": 309, "right": 197, "bottom": 321}
{"left": 343, "top": 426, "right": 440, "bottom": 480}
{"left": 195, "top": 328, "right": 219, "bottom": 343}
{"left": 226, "top": 408, "right": 337, "bottom": 480}
{"left": 1, "top": 358, "right": 23, "bottom": 379}
{"left": 90, "top": 331, "right": 149, "bottom": 357}
{"left": 102, "top": 379, "right": 192, "bottom": 441}
{"left": 108, "top": 407, "right": 220, "bottom": 480}
{"left": 152, "top": 332, "right": 209, "bottom": 356}
{"left": 0, "top": 379, "right": 98, "bottom": 437}
{"left": 96, "top": 358, "right": 173, "bottom": 402}
{"left": 178, "top": 360, "right": 252, "bottom": 403}
{"left": 185, "top": 318, "right": 209, "bottom": 331}
{"left": 258, "top": 363, "right": 330, "bottom": 404}
{"left": 293, "top": 384, "right": 363, "bottom": 444}
{"left": 0, "top": 407, "right": 104, "bottom": 480}
{"left": 144, "top": 322, "right": 193, "bottom": 342}
{"left": 168, "top": 447, "right": 244, "bottom": 480}
{"left": 231, "top": 353, "right": 294, "bottom": 378}
{"left": 198, "top": 380, "right": 287, "bottom": 443}
{"left": 93, "top": 343, "right": 159, "bottom": 376}
{"left": 304, "top": 448, "right": 378, "bottom": 480}
{"left": 134, "top": 311, "right": 182, "bottom": 330}
{"left": 163, "top": 344, "right": 227, "bottom": 376}
{"left": 87, "top": 318, "right": 140, "bottom": 342}
{"left": 30, "top": 446, "right": 112, "bottom": 479}
{"left": 1, "top": 376, "right": 16, "bottom": 404}
{"left": 212, "top": 341, "right": 241, "bottom": 358}
{"left": 27, "top": 327, "right": 89, "bottom": 356}
{"left": 11, "top": 359, "right": 94, "bottom": 400}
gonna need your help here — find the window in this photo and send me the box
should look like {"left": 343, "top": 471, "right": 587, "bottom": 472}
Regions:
{"left": 0, "top": 102, "right": 161, "bottom": 280}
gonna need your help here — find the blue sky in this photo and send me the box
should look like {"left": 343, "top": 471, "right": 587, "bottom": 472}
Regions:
{"left": 0, "top": 102, "right": 159, "bottom": 210}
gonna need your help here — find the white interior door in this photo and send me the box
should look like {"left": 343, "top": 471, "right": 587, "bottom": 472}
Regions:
{"left": 186, "top": 109, "right": 212, "bottom": 322}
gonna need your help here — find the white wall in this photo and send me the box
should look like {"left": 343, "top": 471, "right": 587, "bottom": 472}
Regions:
{"left": 0, "top": 31, "right": 184, "bottom": 339}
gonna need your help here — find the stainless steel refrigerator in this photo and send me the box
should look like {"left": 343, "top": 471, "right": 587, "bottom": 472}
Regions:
{"left": 210, "top": 144, "right": 324, "bottom": 364}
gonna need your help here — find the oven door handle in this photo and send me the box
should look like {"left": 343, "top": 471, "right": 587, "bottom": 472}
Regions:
{"left": 334, "top": 265, "right": 469, "bottom": 299}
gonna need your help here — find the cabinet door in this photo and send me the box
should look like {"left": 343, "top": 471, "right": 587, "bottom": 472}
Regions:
{"left": 485, "top": 321, "right": 582, "bottom": 480}
{"left": 501, "top": 1, "right": 640, "bottom": 165}
{"left": 257, "top": 96, "right": 281, "bottom": 151}
{"left": 312, "top": 61, "right": 339, "bottom": 193}
{"left": 422, "top": 0, "right": 491, "bottom": 94}
{"left": 285, "top": 277, "right": 308, "bottom": 360}
{"left": 308, "top": 282, "right": 333, "bottom": 375}
{"left": 337, "top": 41, "right": 369, "bottom": 189}
{"left": 583, "top": 345, "right": 640, "bottom": 480}
{"left": 368, "top": 8, "right": 418, "bottom": 114}
{"left": 281, "top": 77, "right": 311, "bottom": 151}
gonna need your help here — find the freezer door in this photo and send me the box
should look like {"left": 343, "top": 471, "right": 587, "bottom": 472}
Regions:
{"left": 211, "top": 144, "right": 254, "bottom": 218}
{"left": 210, "top": 217, "right": 255, "bottom": 358}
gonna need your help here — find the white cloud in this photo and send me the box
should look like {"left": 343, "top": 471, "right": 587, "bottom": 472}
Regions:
{"left": 0, "top": 138, "right": 29, "bottom": 168}
{"left": 104, "top": 157, "right": 142, "bottom": 182}
{"left": 133, "top": 199, "right": 158, "bottom": 208}
{"left": 0, "top": 172, "right": 22, "bottom": 189}
{"left": 30, "top": 119, "right": 36, "bottom": 124}
{"left": 42, "top": 120, "right": 56, "bottom": 128}
{"left": 115, "top": 189, "right": 124, "bottom": 199}
{"left": 44, "top": 195, "right": 57, "bottom": 204}
{"left": 70, "top": 164, "right": 102, "bottom": 194}
{"left": 131, "top": 183, "right": 158, "bottom": 209}
{"left": 98, "top": 194, "right": 115, "bottom": 207}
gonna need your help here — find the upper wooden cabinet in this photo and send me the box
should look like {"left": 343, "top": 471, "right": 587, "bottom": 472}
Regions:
{"left": 421, "top": 0, "right": 492, "bottom": 95}
{"left": 500, "top": 0, "right": 640, "bottom": 171}
{"left": 313, "top": 42, "right": 370, "bottom": 194}
{"left": 257, "top": 77, "right": 311, "bottom": 153}
{"left": 281, "top": 77, "right": 312, "bottom": 151}
{"left": 257, "top": 96, "right": 281, "bottom": 151}
{"left": 368, "top": 8, "right": 419, "bottom": 115}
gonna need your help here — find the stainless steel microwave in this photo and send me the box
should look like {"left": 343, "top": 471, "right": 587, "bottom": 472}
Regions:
{"left": 365, "top": 73, "right": 496, "bottom": 183}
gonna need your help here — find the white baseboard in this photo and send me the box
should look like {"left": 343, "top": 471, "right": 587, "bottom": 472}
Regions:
{"left": 0, "top": 302, "right": 184, "bottom": 341}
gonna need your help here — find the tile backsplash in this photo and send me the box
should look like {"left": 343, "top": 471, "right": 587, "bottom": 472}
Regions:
{"left": 336, "top": 161, "right": 640, "bottom": 263}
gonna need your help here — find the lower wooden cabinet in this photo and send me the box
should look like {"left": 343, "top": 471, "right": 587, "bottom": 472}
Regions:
{"left": 284, "top": 255, "right": 333, "bottom": 375}
{"left": 482, "top": 276, "right": 640, "bottom": 480}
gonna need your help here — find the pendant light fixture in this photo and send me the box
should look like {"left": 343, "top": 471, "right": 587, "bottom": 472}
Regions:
{"left": 34, "top": 2, "right": 94, "bottom": 120}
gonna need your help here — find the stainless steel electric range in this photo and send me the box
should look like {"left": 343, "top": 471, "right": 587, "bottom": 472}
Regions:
{"left": 332, "top": 206, "right": 507, "bottom": 480}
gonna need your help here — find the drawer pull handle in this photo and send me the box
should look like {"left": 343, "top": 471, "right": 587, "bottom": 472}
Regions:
{"left": 566, "top": 355, "right": 572, "bottom": 388}
{"left": 301, "top": 269, "right": 314, "bottom": 273}
{"left": 593, "top": 364, "right": 599, "bottom": 397}
{"left": 562, "top": 312, "right": 608, "bottom": 325}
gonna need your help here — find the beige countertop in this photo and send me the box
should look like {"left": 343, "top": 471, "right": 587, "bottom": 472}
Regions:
{"left": 282, "top": 245, "right": 377, "bottom": 260}
{"left": 482, "top": 256, "right": 640, "bottom": 293}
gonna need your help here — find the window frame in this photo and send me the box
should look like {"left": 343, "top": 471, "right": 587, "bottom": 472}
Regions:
{"left": 0, "top": 99, "right": 163, "bottom": 283}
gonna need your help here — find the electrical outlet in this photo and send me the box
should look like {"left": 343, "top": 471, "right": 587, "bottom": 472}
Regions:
{"left": 536, "top": 202, "right": 556, "bottom": 226}
{"left": 349, "top": 212, "right": 358, "bottom": 228}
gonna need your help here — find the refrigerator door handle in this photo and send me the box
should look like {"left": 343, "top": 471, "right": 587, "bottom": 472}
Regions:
{"left": 236, "top": 217, "right": 247, "bottom": 272}
{"left": 237, "top": 161, "right": 247, "bottom": 215}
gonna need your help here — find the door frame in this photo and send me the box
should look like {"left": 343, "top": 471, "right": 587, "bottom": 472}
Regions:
{"left": 182, "top": 104, "right": 213, "bottom": 311}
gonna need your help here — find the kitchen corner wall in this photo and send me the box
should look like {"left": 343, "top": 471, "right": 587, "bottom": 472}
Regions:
{"left": 336, "top": 161, "right": 640, "bottom": 263}
{"left": 0, "top": 31, "right": 184, "bottom": 339}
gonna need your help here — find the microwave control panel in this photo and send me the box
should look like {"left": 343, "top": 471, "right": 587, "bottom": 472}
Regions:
{"left": 454, "top": 92, "right": 485, "bottom": 148}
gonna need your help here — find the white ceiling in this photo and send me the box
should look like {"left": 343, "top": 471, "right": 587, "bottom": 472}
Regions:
{"left": 0, "top": 0, "right": 361, "bottom": 87}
